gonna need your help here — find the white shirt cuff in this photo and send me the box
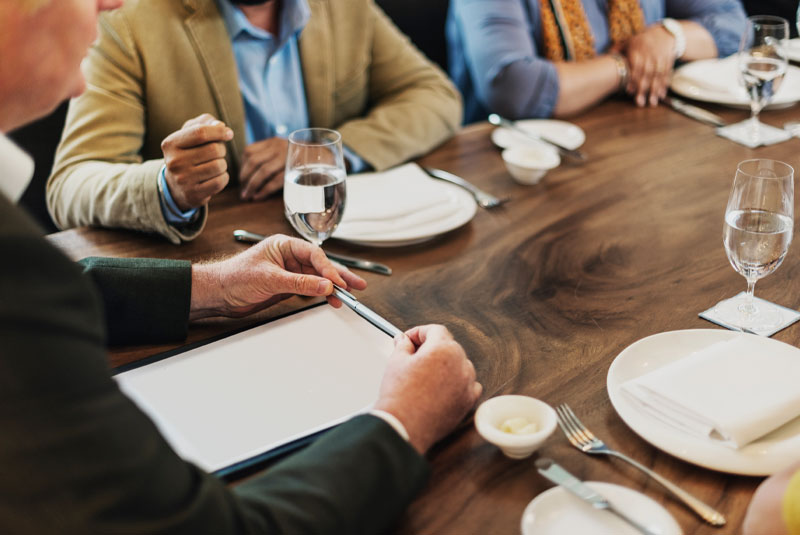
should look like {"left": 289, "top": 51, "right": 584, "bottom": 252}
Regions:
{"left": 369, "top": 409, "right": 410, "bottom": 442}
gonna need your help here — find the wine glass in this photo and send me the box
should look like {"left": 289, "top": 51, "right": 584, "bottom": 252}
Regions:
{"left": 718, "top": 159, "right": 794, "bottom": 331}
{"left": 737, "top": 15, "right": 789, "bottom": 145}
{"left": 283, "top": 128, "right": 347, "bottom": 247}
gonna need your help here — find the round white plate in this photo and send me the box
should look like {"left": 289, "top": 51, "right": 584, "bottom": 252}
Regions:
{"left": 607, "top": 329, "right": 800, "bottom": 476}
{"left": 521, "top": 482, "right": 681, "bottom": 535}
{"left": 670, "top": 58, "right": 800, "bottom": 110}
{"left": 332, "top": 180, "right": 476, "bottom": 247}
{"left": 491, "top": 120, "right": 585, "bottom": 150}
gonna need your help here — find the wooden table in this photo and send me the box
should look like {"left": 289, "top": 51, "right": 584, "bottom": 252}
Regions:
{"left": 48, "top": 99, "right": 800, "bottom": 534}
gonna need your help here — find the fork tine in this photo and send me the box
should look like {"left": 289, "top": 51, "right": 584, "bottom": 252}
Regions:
{"left": 558, "top": 404, "right": 594, "bottom": 446}
{"left": 555, "top": 404, "right": 585, "bottom": 449}
{"left": 555, "top": 406, "right": 577, "bottom": 445}
{"left": 562, "top": 404, "right": 598, "bottom": 441}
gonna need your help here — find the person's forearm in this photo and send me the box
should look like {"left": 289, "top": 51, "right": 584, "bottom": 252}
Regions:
{"left": 680, "top": 20, "right": 718, "bottom": 61}
{"left": 743, "top": 460, "right": 800, "bottom": 535}
{"left": 552, "top": 55, "right": 621, "bottom": 117}
{"left": 189, "top": 263, "right": 226, "bottom": 321}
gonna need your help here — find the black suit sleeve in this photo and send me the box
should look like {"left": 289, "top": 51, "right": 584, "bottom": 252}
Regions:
{"left": 78, "top": 256, "right": 191, "bottom": 346}
{"left": 0, "top": 198, "right": 429, "bottom": 534}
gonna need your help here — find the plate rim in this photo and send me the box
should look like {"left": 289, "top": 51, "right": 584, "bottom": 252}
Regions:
{"left": 606, "top": 328, "right": 800, "bottom": 476}
{"left": 670, "top": 59, "right": 800, "bottom": 109}
{"left": 490, "top": 119, "right": 586, "bottom": 150}
{"left": 520, "top": 481, "right": 680, "bottom": 535}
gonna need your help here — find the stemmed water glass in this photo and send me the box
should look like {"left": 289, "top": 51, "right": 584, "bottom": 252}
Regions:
{"left": 736, "top": 15, "right": 789, "bottom": 145}
{"left": 718, "top": 159, "right": 794, "bottom": 331}
{"left": 283, "top": 128, "right": 347, "bottom": 247}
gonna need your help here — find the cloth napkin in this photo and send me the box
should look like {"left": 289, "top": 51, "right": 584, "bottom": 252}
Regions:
{"left": 335, "top": 163, "right": 462, "bottom": 238}
{"left": 622, "top": 336, "right": 800, "bottom": 449}
{"left": 672, "top": 55, "right": 746, "bottom": 96}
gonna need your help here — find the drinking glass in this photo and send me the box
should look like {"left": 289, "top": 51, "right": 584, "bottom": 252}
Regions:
{"left": 737, "top": 15, "right": 789, "bottom": 145}
{"left": 718, "top": 159, "right": 794, "bottom": 330}
{"left": 283, "top": 128, "right": 347, "bottom": 247}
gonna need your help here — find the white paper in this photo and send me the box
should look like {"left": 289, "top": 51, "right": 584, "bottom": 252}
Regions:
{"left": 115, "top": 305, "right": 393, "bottom": 472}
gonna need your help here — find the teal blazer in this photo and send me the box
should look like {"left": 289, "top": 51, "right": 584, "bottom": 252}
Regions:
{"left": 0, "top": 195, "right": 428, "bottom": 534}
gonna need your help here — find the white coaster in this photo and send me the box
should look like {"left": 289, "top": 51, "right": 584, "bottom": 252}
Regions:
{"left": 700, "top": 292, "right": 800, "bottom": 337}
{"left": 716, "top": 121, "right": 792, "bottom": 148}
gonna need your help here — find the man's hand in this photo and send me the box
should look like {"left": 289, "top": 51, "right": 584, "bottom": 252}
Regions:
{"left": 623, "top": 24, "right": 676, "bottom": 107}
{"left": 375, "top": 325, "right": 482, "bottom": 455}
{"left": 240, "top": 137, "right": 289, "bottom": 201}
{"left": 161, "top": 114, "right": 234, "bottom": 211}
{"left": 189, "top": 234, "right": 366, "bottom": 319}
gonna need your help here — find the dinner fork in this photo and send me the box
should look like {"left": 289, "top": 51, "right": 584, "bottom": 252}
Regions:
{"left": 555, "top": 404, "right": 727, "bottom": 527}
{"left": 423, "top": 167, "right": 508, "bottom": 209}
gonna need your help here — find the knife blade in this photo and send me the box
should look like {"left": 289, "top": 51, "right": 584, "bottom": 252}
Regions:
{"left": 232, "top": 230, "right": 392, "bottom": 276}
{"left": 535, "top": 458, "right": 659, "bottom": 535}
{"left": 663, "top": 96, "right": 726, "bottom": 127}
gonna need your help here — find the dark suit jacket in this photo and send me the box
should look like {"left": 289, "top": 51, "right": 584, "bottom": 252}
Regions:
{"left": 0, "top": 194, "right": 428, "bottom": 534}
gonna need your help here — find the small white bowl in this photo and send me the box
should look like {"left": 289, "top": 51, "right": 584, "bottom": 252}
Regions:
{"left": 502, "top": 144, "right": 560, "bottom": 185}
{"left": 475, "top": 395, "right": 557, "bottom": 459}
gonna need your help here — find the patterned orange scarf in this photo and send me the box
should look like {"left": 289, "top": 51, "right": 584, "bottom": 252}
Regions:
{"left": 539, "top": 0, "right": 645, "bottom": 61}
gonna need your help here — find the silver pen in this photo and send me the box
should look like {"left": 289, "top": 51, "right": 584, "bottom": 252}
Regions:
{"left": 332, "top": 284, "right": 403, "bottom": 338}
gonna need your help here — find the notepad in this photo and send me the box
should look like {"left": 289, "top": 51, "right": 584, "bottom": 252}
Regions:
{"left": 114, "top": 303, "right": 393, "bottom": 475}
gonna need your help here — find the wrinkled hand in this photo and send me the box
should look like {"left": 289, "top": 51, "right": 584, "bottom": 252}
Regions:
{"left": 624, "top": 24, "right": 676, "bottom": 107}
{"left": 161, "top": 114, "right": 233, "bottom": 211}
{"left": 240, "top": 137, "right": 289, "bottom": 201}
{"left": 375, "top": 325, "right": 482, "bottom": 455}
{"left": 189, "top": 234, "right": 366, "bottom": 319}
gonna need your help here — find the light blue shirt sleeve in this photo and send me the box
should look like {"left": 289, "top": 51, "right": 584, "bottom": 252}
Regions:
{"left": 157, "top": 166, "right": 200, "bottom": 225}
{"left": 343, "top": 145, "right": 371, "bottom": 174}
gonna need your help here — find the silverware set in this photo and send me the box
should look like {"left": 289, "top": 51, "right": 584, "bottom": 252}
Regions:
{"left": 553, "top": 403, "right": 727, "bottom": 526}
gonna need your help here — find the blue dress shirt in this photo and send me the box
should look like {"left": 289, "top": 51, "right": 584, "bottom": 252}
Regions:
{"left": 446, "top": 0, "right": 747, "bottom": 123}
{"left": 160, "top": 0, "right": 366, "bottom": 225}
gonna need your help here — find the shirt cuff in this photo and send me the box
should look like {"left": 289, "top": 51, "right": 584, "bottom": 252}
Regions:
{"left": 343, "top": 144, "right": 372, "bottom": 174}
{"left": 157, "top": 165, "right": 200, "bottom": 225}
{"left": 369, "top": 409, "right": 410, "bottom": 442}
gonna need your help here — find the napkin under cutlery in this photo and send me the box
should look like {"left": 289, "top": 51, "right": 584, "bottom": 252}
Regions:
{"left": 622, "top": 336, "right": 800, "bottom": 448}
{"left": 335, "top": 163, "right": 463, "bottom": 238}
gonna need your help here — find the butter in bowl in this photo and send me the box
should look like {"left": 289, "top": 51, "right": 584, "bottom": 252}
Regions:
{"left": 502, "top": 144, "right": 560, "bottom": 185}
{"left": 475, "top": 395, "right": 557, "bottom": 459}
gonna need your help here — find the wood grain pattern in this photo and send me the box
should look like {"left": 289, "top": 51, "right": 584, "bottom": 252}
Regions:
{"left": 47, "top": 99, "right": 800, "bottom": 534}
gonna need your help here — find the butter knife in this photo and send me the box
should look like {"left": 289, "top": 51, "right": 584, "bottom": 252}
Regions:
{"left": 663, "top": 96, "right": 726, "bottom": 127}
{"left": 488, "top": 113, "right": 587, "bottom": 161}
{"left": 232, "top": 230, "right": 392, "bottom": 276}
{"left": 535, "top": 458, "right": 660, "bottom": 535}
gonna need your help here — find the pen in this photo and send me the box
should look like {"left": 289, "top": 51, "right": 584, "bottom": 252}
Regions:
{"left": 332, "top": 284, "right": 403, "bottom": 338}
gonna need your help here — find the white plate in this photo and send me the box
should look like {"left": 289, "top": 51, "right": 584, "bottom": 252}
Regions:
{"left": 521, "top": 482, "right": 681, "bottom": 535}
{"left": 332, "top": 167, "right": 477, "bottom": 248}
{"left": 607, "top": 329, "right": 800, "bottom": 476}
{"left": 491, "top": 120, "right": 586, "bottom": 150}
{"left": 670, "top": 57, "right": 800, "bottom": 110}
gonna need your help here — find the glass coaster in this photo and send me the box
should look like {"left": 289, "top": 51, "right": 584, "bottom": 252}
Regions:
{"left": 700, "top": 292, "right": 800, "bottom": 337}
{"left": 716, "top": 120, "right": 792, "bottom": 148}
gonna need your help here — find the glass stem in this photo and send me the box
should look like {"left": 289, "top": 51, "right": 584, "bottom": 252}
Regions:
{"left": 743, "top": 278, "right": 757, "bottom": 315}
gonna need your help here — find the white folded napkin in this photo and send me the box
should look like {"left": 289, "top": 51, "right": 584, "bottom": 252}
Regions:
{"left": 335, "top": 163, "right": 461, "bottom": 238}
{"left": 622, "top": 336, "right": 800, "bottom": 449}
{"left": 672, "top": 55, "right": 747, "bottom": 96}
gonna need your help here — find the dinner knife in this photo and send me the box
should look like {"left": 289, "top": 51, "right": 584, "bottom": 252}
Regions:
{"left": 488, "top": 113, "right": 587, "bottom": 162}
{"left": 232, "top": 230, "right": 392, "bottom": 276}
{"left": 663, "top": 96, "right": 726, "bottom": 127}
{"left": 535, "top": 458, "right": 659, "bottom": 535}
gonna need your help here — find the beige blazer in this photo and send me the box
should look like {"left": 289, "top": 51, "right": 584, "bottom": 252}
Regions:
{"left": 48, "top": 0, "right": 462, "bottom": 243}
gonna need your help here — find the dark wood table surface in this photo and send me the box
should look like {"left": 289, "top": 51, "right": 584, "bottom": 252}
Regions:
{"left": 47, "top": 99, "right": 800, "bottom": 534}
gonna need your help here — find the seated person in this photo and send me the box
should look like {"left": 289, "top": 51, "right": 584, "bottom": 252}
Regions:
{"left": 1, "top": 1, "right": 480, "bottom": 532}
{"left": 744, "top": 461, "right": 800, "bottom": 535}
{"left": 47, "top": 0, "right": 462, "bottom": 244}
{"left": 446, "top": 0, "right": 746, "bottom": 122}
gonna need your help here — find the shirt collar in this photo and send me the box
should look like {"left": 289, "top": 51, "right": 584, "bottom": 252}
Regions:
{"left": 217, "top": 0, "right": 310, "bottom": 44}
{"left": 0, "top": 133, "right": 34, "bottom": 202}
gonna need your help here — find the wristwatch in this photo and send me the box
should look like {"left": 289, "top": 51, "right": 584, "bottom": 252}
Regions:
{"left": 661, "top": 18, "right": 686, "bottom": 60}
